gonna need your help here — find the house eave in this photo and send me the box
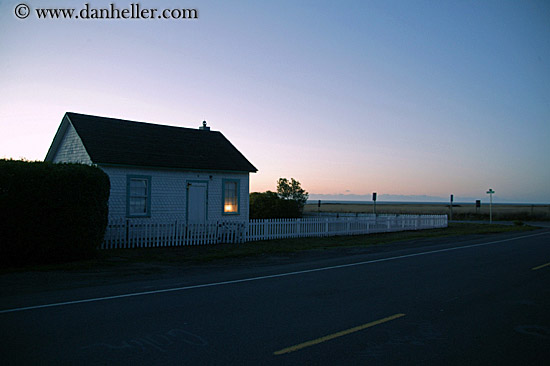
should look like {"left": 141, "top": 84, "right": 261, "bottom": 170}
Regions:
{"left": 97, "top": 162, "right": 257, "bottom": 174}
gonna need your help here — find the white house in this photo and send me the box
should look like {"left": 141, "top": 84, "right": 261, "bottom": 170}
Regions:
{"left": 45, "top": 112, "right": 257, "bottom": 225}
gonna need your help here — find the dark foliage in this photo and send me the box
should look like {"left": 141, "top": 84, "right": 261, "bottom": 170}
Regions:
{"left": 249, "top": 191, "right": 301, "bottom": 219}
{"left": 0, "top": 160, "right": 110, "bottom": 266}
{"left": 277, "top": 178, "right": 308, "bottom": 207}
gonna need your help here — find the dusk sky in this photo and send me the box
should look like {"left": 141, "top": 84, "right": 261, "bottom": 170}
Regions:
{"left": 1, "top": 0, "right": 549, "bottom": 203}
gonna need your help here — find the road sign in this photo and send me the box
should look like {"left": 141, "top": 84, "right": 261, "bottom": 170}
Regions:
{"left": 486, "top": 189, "right": 495, "bottom": 223}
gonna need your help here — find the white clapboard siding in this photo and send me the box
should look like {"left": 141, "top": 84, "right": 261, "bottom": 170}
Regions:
{"left": 102, "top": 215, "right": 447, "bottom": 249}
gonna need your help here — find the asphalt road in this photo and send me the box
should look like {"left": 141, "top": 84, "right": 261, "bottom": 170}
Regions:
{"left": 1, "top": 230, "right": 549, "bottom": 365}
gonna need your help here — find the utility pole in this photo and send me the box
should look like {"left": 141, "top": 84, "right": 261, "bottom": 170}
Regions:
{"left": 486, "top": 189, "right": 495, "bottom": 223}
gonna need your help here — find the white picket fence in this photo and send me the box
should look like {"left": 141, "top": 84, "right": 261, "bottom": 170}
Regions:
{"left": 101, "top": 214, "right": 447, "bottom": 249}
{"left": 102, "top": 219, "right": 247, "bottom": 249}
{"left": 247, "top": 215, "right": 447, "bottom": 241}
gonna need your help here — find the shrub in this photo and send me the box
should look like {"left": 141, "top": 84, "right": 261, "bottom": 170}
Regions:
{"left": 0, "top": 160, "right": 110, "bottom": 266}
{"left": 250, "top": 191, "right": 301, "bottom": 219}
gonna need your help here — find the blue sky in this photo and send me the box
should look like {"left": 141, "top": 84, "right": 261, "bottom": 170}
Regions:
{"left": 1, "top": 0, "right": 549, "bottom": 203}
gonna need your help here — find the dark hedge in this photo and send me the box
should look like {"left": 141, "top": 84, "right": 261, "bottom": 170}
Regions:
{"left": 0, "top": 160, "right": 110, "bottom": 266}
{"left": 249, "top": 191, "right": 301, "bottom": 220}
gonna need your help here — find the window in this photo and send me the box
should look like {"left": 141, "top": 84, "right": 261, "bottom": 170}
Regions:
{"left": 127, "top": 175, "right": 151, "bottom": 217}
{"left": 223, "top": 179, "right": 239, "bottom": 214}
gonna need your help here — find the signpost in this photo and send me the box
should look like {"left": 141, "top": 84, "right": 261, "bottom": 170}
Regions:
{"left": 486, "top": 189, "right": 495, "bottom": 223}
{"left": 372, "top": 192, "right": 377, "bottom": 215}
{"left": 450, "top": 194, "right": 454, "bottom": 221}
{"left": 476, "top": 200, "right": 481, "bottom": 214}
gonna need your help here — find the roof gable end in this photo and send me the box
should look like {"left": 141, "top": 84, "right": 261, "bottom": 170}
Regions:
{"left": 45, "top": 114, "right": 92, "bottom": 164}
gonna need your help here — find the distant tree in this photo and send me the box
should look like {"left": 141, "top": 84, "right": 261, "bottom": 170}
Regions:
{"left": 249, "top": 178, "right": 309, "bottom": 219}
{"left": 277, "top": 178, "right": 309, "bottom": 209}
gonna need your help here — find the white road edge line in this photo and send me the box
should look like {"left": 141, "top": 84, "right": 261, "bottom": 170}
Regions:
{"left": 1, "top": 231, "right": 548, "bottom": 314}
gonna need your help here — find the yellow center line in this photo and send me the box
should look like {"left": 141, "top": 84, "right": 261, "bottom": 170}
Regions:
{"left": 273, "top": 313, "right": 406, "bottom": 356}
{"left": 532, "top": 262, "right": 550, "bottom": 271}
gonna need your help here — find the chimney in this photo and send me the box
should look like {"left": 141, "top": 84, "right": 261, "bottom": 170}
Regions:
{"left": 199, "top": 120, "right": 210, "bottom": 131}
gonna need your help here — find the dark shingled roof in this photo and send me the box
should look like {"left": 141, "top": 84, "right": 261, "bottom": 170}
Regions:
{"left": 64, "top": 112, "right": 257, "bottom": 172}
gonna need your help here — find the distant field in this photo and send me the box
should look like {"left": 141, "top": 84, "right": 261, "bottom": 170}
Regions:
{"left": 304, "top": 202, "right": 550, "bottom": 221}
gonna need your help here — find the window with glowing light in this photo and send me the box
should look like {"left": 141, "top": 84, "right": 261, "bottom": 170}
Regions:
{"left": 126, "top": 175, "right": 151, "bottom": 217}
{"left": 223, "top": 180, "right": 239, "bottom": 214}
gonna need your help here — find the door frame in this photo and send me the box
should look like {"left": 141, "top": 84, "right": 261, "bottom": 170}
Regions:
{"left": 186, "top": 180, "right": 209, "bottom": 224}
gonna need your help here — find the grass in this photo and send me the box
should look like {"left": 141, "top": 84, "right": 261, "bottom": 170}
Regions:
{"left": 1, "top": 223, "right": 540, "bottom": 274}
{"left": 304, "top": 202, "right": 550, "bottom": 221}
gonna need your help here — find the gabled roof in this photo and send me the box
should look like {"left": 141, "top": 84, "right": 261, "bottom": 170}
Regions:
{"left": 46, "top": 112, "right": 257, "bottom": 173}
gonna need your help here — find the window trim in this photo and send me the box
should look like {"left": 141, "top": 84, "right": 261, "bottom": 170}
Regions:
{"left": 126, "top": 175, "right": 152, "bottom": 218}
{"left": 222, "top": 179, "right": 240, "bottom": 215}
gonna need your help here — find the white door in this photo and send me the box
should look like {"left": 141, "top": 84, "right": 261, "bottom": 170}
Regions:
{"left": 188, "top": 182, "right": 207, "bottom": 223}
